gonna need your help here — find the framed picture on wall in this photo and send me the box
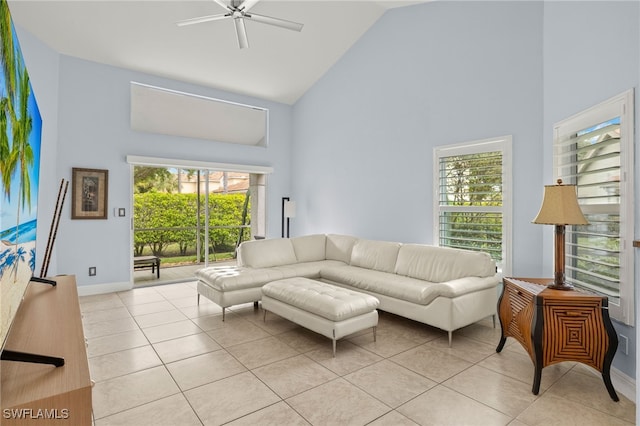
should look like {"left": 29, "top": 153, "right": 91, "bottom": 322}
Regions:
{"left": 71, "top": 168, "right": 108, "bottom": 219}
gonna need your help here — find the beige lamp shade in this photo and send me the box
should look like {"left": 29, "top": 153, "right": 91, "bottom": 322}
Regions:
{"left": 532, "top": 180, "right": 588, "bottom": 225}
{"left": 284, "top": 200, "right": 296, "bottom": 218}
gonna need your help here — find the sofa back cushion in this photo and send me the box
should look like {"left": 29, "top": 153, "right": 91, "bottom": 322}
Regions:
{"left": 291, "top": 234, "right": 327, "bottom": 262}
{"left": 325, "top": 234, "right": 358, "bottom": 263}
{"left": 395, "top": 244, "right": 496, "bottom": 283}
{"left": 238, "top": 238, "right": 297, "bottom": 268}
{"left": 350, "top": 239, "right": 401, "bottom": 273}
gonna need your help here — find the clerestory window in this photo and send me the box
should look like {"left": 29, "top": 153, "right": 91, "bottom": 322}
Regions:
{"left": 434, "top": 136, "right": 512, "bottom": 275}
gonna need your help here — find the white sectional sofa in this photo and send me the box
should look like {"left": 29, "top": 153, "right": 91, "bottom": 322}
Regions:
{"left": 195, "top": 234, "right": 500, "bottom": 345}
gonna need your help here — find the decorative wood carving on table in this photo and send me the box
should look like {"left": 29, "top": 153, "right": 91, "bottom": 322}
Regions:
{"left": 496, "top": 277, "right": 619, "bottom": 401}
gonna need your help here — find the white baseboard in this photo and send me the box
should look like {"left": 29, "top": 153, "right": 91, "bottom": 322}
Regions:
{"left": 77, "top": 281, "right": 132, "bottom": 296}
{"left": 585, "top": 366, "right": 636, "bottom": 402}
{"left": 611, "top": 367, "right": 635, "bottom": 403}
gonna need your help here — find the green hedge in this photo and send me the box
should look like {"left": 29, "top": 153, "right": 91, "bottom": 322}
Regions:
{"left": 133, "top": 192, "right": 250, "bottom": 257}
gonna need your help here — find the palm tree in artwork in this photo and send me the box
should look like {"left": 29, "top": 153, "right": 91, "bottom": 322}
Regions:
{"left": 0, "top": 0, "right": 20, "bottom": 281}
{"left": 0, "top": 0, "right": 15, "bottom": 106}
{"left": 0, "top": 96, "right": 14, "bottom": 201}
{"left": 0, "top": 0, "right": 16, "bottom": 203}
{"left": 0, "top": 248, "right": 9, "bottom": 275}
{"left": 10, "top": 65, "right": 34, "bottom": 280}
{"left": 8, "top": 245, "right": 25, "bottom": 279}
{"left": 13, "top": 66, "right": 33, "bottom": 211}
{"left": 28, "top": 247, "right": 35, "bottom": 271}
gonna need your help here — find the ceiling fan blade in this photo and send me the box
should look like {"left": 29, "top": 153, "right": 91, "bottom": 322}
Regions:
{"left": 212, "top": 0, "right": 232, "bottom": 12}
{"left": 234, "top": 17, "right": 249, "bottom": 49}
{"left": 245, "top": 13, "right": 304, "bottom": 32}
{"left": 239, "top": 0, "right": 261, "bottom": 12}
{"left": 177, "top": 13, "right": 230, "bottom": 27}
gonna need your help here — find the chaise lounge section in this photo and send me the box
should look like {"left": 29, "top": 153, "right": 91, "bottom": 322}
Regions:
{"left": 195, "top": 234, "right": 500, "bottom": 345}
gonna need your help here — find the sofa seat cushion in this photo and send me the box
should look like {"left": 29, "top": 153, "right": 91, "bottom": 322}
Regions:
{"left": 321, "top": 265, "right": 498, "bottom": 306}
{"left": 196, "top": 260, "right": 346, "bottom": 292}
{"left": 196, "top": 266, "right": 287, "bottom": 291}
{"left": 262, "top": 277, "right": 379, "bottom": 322}
{"left": 270, "top": 260, "right": 346, "bottom": 280}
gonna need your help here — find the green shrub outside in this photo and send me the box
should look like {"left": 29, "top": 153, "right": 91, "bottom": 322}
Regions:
{"left": 133, "top": 192, "right": 251, "bottom": 261}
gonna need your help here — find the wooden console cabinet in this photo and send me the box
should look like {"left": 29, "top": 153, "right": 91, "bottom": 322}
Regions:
{"left": 496, "top": 277, "right": 618, "bottom": 401}
{"left": 1, "top": 275, "right": 92, "bottom": 425}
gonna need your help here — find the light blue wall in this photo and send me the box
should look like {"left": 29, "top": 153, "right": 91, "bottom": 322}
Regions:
{"left": 15, "top": 32, "right": 294, "bottom": 290}
{"left": 542, "top": 0, "right": 639, "bottom": 381}
{"left": 292, "top": 1, "right": 544, "bottom": 278}
{"left": 291, "top": 0, "right": 639, "bottom": 379}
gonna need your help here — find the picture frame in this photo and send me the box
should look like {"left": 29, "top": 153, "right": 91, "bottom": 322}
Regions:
{"left": 71, "top": 168, "right": 109, "bottom": 219}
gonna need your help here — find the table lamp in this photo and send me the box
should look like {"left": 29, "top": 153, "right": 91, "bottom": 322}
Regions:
{"left": 532, "top": 179, "right": 588, "bottom": 290}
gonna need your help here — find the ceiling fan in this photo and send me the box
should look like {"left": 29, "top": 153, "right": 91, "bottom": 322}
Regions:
{"left": 177, "top": 0, "right": 304, "bottom": 49}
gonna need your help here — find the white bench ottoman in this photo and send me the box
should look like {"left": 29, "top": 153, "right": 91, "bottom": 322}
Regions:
{"left": 261, "top": 277, "right": 380, "bottom": 357}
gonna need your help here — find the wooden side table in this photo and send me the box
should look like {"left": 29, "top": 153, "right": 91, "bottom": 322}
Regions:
{"left": 496, "top": 277, "right": 619, "bottom": 401}
{"left": 1, "top": 275, "right": 93, "bottom": 424}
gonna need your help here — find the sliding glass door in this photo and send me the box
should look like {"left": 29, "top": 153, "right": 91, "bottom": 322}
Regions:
{"left": 132, "top": 165, "right": 259, "bottom": 285}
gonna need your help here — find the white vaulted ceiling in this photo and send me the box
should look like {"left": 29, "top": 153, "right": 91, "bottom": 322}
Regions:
{"left": 8, "top": 0, "right": 429, "bottom": 105}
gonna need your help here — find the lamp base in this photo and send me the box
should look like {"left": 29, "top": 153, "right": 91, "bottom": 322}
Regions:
{"left": 547, "top": 282, "right": 574, "bottom": 291}
{"left": 549, "top": 266, "right": 572, "bottom": 290}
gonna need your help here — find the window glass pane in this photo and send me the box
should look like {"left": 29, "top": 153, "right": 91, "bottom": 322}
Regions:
{"left": 566, "top": 213, "right": 620, "bottom": 300}
{"left": 438, "top": 150, "right": 503, "bottom": 263}
{"left": 439, "top": 152, "right": 503, "bottom": 207}
{"left": 561, "top": 117, "right": 621, "bottom": 300}
{"left": 439, "top": 211, "right": 503, "bottom": 260}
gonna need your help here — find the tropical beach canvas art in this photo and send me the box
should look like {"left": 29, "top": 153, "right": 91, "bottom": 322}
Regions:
{"left": 0, "top": 0, "right": 43, "bottom": 349}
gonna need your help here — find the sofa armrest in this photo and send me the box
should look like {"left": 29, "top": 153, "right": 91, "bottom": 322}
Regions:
{"left": 438, "top": 275, "right": 500, "bottom": 298}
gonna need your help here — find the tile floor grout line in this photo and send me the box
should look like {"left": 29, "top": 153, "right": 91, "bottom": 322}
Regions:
{"left": 91, "top": 366, "right": 184, "bottom": 422}
{"left": 83, "top": 283, "right": 635, "bottom": 425}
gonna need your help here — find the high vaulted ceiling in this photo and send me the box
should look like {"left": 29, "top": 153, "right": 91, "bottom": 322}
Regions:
{"left": 8, "top": 0, "right": 429, "bottom": 105}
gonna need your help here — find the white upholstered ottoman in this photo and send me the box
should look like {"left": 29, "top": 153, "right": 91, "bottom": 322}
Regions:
{"left": 261, "top": 277, "right": 380, "bottom": 356}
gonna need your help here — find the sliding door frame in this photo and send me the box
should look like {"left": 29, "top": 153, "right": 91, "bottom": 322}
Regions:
{"left": 127, "top": 156, "right": 273, "bottom": 285}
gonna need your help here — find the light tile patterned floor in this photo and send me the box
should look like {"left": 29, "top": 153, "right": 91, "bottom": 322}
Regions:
{"left": 81, "top": 282, "right": 636, "bottom": 426}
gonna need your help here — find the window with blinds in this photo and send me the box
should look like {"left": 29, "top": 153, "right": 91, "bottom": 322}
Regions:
{"left": 434, "top": 137, "right": 512, "bottom": 274}
{"left": 557, "top": 118, "right": 621, "bottom": 298}
{"left": 553, "top": 90, "right": 634, "bottom": 324}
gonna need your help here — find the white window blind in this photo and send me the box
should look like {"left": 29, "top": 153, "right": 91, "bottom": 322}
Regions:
{"left": 130, "top": 82, "right": 268, "bottom": 146}
{"left": 553, "top": 90, "right": 634, "bottom": 324}
{"left": 434, "top": 136, "right": 512, "bottom": 275}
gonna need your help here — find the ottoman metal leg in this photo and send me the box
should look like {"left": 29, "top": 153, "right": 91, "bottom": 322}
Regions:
{"left": 332, "top": 330, "right": 337, "bottom": 358}
{"left": 373, "top": 326, "right": 377, "bottom": 342}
